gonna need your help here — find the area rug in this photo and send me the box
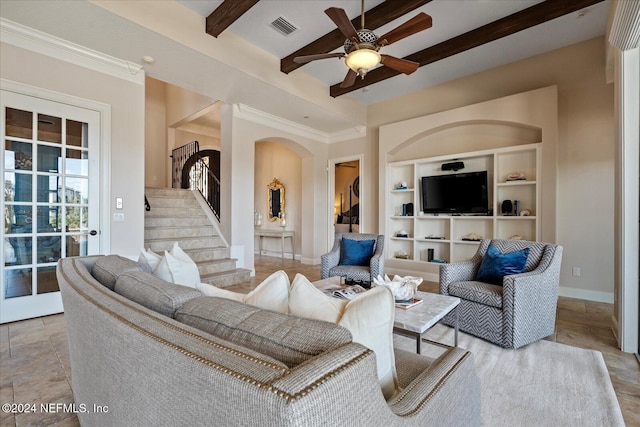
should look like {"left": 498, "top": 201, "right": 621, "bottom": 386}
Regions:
{"left": 393, "top": 325, "right": 625, "bottom": 427}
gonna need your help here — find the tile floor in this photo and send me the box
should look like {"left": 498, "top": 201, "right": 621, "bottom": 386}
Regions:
{"left": 0, "top": 255, "right": 638, "bottom": 426}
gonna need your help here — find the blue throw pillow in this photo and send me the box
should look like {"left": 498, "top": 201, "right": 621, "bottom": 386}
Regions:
{"left": 476, "top": 244, "right": 530, "bottom": 286}
{"left": 341, "top": 239, "right": 375, "bottom": 266}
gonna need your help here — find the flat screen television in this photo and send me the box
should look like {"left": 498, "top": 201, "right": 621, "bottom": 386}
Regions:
{"left": 421, "top": 171, "right": 488, "bottom": 214}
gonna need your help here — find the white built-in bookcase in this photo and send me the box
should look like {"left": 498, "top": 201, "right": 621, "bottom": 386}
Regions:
{"left": 386, "top": 143, "right": 540, "bottom": 273}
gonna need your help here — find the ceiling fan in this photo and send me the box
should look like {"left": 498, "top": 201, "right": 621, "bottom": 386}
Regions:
{"left": 293, "top": 0, "right": 432, "bottom": 88}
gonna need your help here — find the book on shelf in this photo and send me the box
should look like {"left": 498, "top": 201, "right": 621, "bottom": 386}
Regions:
{"left": 395, "top": 298, "right": 423, "bottom": 310}
{"left": 322, "top": 285, "right": 367, "bottom": 300}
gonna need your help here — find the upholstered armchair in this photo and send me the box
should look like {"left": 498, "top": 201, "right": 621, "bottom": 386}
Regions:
{"left": 439, "top": 239, "right": 563, "bottom": 349}
{"left": 321, "top": 233, "right": 384, "bottom": 282}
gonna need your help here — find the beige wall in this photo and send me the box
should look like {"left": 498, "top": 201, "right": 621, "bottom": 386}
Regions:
{"left": 254, "top": 141, "right": 302, "bottom": 257}
{"left": 145, "top": 77, "right": 167, "bottom": 188}
{"left": 1, "top": 42, "right": 145, "bottom": 259}
{"left": 144, "top": 77, "right": 218, "bottom": 188}
{"left": 363, "top": 36, "right": 615, "bottom": 301}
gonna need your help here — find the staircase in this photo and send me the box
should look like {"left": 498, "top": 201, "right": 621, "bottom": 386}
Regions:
{"left": 144, "top": 187, "right": 250, "bottom": 288}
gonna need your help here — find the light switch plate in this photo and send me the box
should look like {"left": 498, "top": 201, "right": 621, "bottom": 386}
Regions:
{"left": 113, "top": 213, "right": 125, "bottom": 222}
{"left": 116, "top": 197, "right": 123, "bottom": 210}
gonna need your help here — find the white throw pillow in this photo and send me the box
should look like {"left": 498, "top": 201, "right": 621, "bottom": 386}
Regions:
{"left": 152, "top": 243, "right": 200, "bottom": 288}
{"left": 138, "top": 248, "right": 162, "bottom": 273}
{"left": 288, "top": 274, "right": 398, "bottom": 399}
{"left": 338, "top": 286, "right": 397, "bottom": 400}
{"left": 289, "top": 274, "right": 347, "bottom": 323}
{"left": 196, "top": 270, "right": 290, "bottom": 313}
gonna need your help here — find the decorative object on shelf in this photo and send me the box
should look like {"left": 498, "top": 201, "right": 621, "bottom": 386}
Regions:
{"left": 506, "top": 171, "right": 526, "bottom": 181}
{"left": 267, "top": 178, "right": 285, "bottom": 222}
{"left": 279, "top": 212, "right": 287, "bottom": 229}
{"left": 373, "top": 274, "right": 422, "bottom": 301}
{"left": 509, "top": 234, "right": 524, "bottom": 240}
{"left": 396, "top": 230, "right": 409, "bottom": 238}
{"left": 441, "top": 161, "right": 465, "bottom": 171}
{"left": 501, "top": 199, "right": 513, "bottom": 215}
{"left": 417, "top": 211, "right": 424, "bottom": 216}
{"left": 395, "top": 181, "right": 408, "bottom": 190}
{"left": 394, "top": 250, "right": 409, "bottom": 259}
{"left": 520, "top": 209, "right": 532, "bottom": 216}
{"left": 513, "top": 199, "right": 520, "bottom": 216}
{"left": 254, "top": 211, "right": 263, "bottom": 228}
{"left": 427, "top": 248, "right": 434, "bottom": 262}
{"left": 462, "top": 233, "right": 483, "bottom": 241}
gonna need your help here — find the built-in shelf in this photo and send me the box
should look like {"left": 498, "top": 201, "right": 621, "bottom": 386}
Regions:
{"left": 385, "top": 143, "right": 540, "bottom": 270}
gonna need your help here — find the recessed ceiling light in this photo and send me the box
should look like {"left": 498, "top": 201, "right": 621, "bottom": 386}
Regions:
{"left": 303, "top": 115, "right": 309, "bottom": 119}
{"left": 142, "top": 56, "right": 155, "bottom": 64}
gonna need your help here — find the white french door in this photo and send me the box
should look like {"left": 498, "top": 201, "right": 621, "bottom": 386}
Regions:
{"left": 1, "top": 90, "right": 101, "bottom": 323}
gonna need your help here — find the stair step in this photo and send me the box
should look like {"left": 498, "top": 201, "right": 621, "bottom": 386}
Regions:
{"left": 144, "top": 236, "right": 224, "bottom": 252}
{"left": 201, "top": 268, "right": 252, "bottom": 288}
{"left": 145, "top": 207, "right": 205, "bottom": 217}
{"left": 144, "top": 225, "right": 216, "bottom": 240}
{"left": 144, "top": 216, "right": 210, "bottom": 228}
{"left": 145, "top": 188, "right": 194, "bottom": 198}
{"left": 184, "top": 247, "right": 230, "bottom": 262}
{"left": 196, "top": 259, "right": 237, "bottom": 275}
{"left": 147, "top": 196, "right": 200, "bottom": 208}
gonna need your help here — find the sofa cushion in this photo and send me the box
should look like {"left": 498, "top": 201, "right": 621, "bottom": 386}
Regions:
{"left": 476, "top": 244, "right": 530, "bottom": 286}
{"left": 114, "top": 271, "right": 202, "bottom": 317}
{"left": 289, "top": 274, "right": 398, "bottom": 400}
{"left": 175, "top": 297, "right": 352, "bottom": 367}
{"left": 449, "top": 281, "right": 503, "bottom": 309}
{"left": 92, "top": 255, "right": 142, "bottom": 290}
{"left": 196, "top": 270, "right": 290, "bottom": 313}
{"left": 341, "top": 238, "right": 375, "bottom": 266}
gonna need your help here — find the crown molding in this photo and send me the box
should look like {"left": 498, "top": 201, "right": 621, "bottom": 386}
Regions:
{"left": 0, "top": 18, "right": 144, "bottom": 85}
{"left": 233, "top": 104, "right": 366, "bottom": 144}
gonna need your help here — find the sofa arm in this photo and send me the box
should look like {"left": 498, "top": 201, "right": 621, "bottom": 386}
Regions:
{"left": 439, "top": 261, "right": 478, "bottom": 295}
{"left": 370, "top": 239, "right": 385, "bottom": 278}
{"left": 388, "top": 347, "right": 480, "bottom": 426}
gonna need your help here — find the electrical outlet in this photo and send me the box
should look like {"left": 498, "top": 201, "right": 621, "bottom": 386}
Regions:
{"left": 572, "top": 267, "right": 581, "bottom": 277}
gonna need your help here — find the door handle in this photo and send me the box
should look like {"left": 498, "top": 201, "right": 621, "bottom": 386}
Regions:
{"left": 89, "top": 230, "right": 98, "bottom": 236}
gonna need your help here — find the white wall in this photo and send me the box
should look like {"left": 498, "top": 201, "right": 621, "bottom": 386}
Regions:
{"left": 1, "top": 42, "right": 145, "bottom": 259}
{"left": 145, "top": 77, "right": 167, "bottom": 188}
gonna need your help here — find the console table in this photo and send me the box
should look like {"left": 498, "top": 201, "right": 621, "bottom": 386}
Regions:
{"left": 255, "top": 229, "right": 295, "bottom": 259}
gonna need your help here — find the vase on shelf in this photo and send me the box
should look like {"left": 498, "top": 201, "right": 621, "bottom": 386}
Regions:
{"left": 279, "top": 212, "right": 287, "bottom": 229}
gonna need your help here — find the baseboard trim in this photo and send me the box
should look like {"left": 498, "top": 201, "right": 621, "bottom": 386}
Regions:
{"left": 558, "top": 286, "right": 614, "bottom": 303}
{"left": 255, "top": 249, "right": 296, "bottom": 260}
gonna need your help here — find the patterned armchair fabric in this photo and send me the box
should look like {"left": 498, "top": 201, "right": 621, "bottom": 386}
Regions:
{"left": 321, "top": 233, "right": 385, "bottom": 282}
{"left": 440, "top": 239, "right": 563, "bottom": 349}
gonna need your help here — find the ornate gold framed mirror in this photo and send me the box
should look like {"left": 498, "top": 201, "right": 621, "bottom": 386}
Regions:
{"left": 267, "top": 178, "right": 285, "bottom": 222}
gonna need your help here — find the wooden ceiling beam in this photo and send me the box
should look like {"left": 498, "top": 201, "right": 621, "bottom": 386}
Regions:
{"left": 330, "top": 0, "right": 604, "bottom": 97}
{"left": 280, "top": 0, "right": 433, "bottom": 74}
{"left": 206, "top": 0, "right": 260, "bottom": 38}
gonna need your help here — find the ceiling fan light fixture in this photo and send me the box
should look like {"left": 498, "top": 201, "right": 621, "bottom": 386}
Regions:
{"left": 345, "top": 49, "right": 381, "bottom": 77}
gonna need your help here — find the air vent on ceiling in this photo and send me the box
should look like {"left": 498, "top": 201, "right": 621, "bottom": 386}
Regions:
{"left": 270, "top": 16, "right": 298, "bottom": 36}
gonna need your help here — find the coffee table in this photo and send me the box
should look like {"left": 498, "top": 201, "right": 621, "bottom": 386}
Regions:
{"left": 313, "top": 277, "right": 460, "bottom": 354}
{"left": 393, "top": 291, "right": 459, "bottom": 353}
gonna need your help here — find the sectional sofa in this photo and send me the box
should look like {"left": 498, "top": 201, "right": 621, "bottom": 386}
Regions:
{"left": 56, "top": 255, "right": 480, "bottom": 426}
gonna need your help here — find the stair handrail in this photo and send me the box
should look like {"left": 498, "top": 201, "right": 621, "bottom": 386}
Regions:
{"left": 171, "top": 140, "right": 200, "bottom": 188}
{"left": 191, "top": 156, "right": 221, "bottom": 221}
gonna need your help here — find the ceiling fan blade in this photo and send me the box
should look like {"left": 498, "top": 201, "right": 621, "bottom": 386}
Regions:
{"left": 340, "top": 69, "right": 358, "bottom": 88}
{"left": 325, "top": 7, "right": 359, "bottom": 41}
{"left": 293, "top": 52, "right": 345, "bottom": 64}
{"left": 380, "top": 55, "right": 419, "bottom": 75}
{"left": 377, "top": 13, "right": 432, "bottom": 46}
